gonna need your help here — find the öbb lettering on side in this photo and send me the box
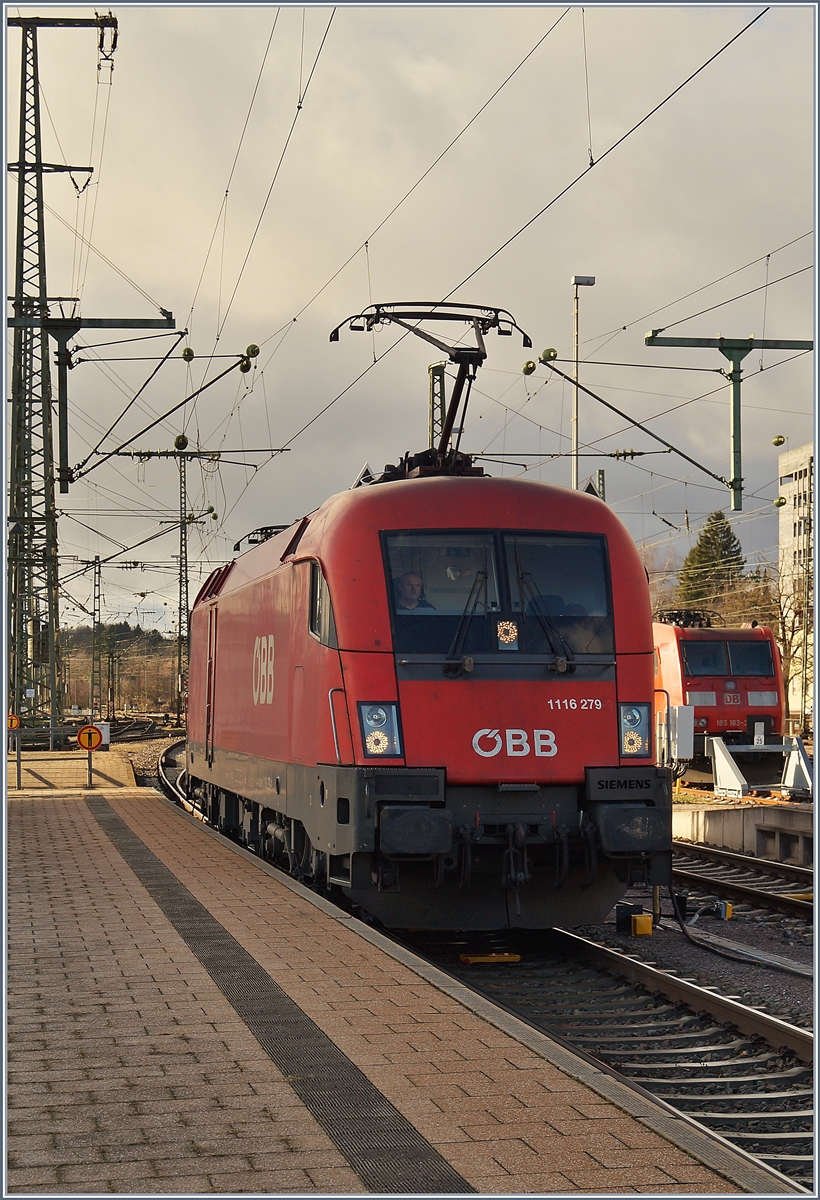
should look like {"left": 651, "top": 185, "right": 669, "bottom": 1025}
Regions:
{"left": 252, "top": 635, "right": 275, "bottom": 705}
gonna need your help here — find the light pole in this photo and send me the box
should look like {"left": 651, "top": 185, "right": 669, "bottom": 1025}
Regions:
{"left": 571, "top": 275, "right": 595, "bottom": 490}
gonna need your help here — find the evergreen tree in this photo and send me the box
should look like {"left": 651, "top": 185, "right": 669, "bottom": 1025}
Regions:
{"left": 678, "top": 511, "right": 745, "bottom": 606}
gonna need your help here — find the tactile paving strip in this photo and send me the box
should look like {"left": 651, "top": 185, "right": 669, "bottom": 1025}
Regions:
{"left": 87, "top": 797, "right": 473, "bottom": 1194}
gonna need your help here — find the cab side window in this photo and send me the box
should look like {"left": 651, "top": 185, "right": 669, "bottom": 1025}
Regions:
{"left": 309, "top": 561, "right": 338, "bottom": 648}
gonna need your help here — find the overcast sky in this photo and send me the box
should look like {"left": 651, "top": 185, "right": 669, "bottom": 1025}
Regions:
{"left": 5, "top": 2, "right": 815, "bottom": 632}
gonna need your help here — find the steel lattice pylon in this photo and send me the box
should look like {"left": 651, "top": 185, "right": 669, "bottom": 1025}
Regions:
{"left": 8, "top": 23, "right": 60, "bottom": 732}
{"left": 7, "top": 14, "right": 119, "bottom": 734}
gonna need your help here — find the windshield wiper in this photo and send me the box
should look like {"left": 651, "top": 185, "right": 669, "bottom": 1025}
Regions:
{"left": 511, "top": 548, "right": 575, "bottom": 671}
{"left": 444, "top": 570, "right": 488, "bottom": 674}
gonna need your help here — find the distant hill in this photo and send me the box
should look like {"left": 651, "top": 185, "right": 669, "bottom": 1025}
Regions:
{"left": 63, "top": 622, "right": 178, "bottom": 713}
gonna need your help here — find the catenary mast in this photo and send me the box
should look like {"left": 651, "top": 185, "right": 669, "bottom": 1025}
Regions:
{"left": 6, "top": 16, "right": 118, "bottom": 732}
{"left": 7, "top": 14, "right": 177, "bottom": 732}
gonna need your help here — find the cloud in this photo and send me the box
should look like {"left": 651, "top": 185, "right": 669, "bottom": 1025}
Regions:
{"left": 7, "top": 4, "right": 813, "bottom": 624}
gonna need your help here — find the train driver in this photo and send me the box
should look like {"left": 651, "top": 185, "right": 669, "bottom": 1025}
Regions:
{"left": 394, "top": 571, "right": 436, "bottom": 613}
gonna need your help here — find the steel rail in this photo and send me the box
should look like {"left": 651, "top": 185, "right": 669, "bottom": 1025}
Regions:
{"left": 671, "top": 868, "right": 813, "bottom": 918}
{"left": 554, "top": 927, "right": 813, "bottom": 1063}
{"left": 157, "top": 740, "right": 189, "bottom": 806}
{"left": 673, "top": 840, "right": 813, "bottom": 884}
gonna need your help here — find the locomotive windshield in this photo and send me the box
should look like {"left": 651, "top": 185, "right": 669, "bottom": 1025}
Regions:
{"left": 727, "top": 640, "right": 774, "bottom": 676}
{"left": 681, "top": 639, "right": 775, "bottom": 677}
{"left": 680, "top": 642, "right": 727, "bottom": 676}
{"left": 384, "top": 530, "right": 613, "bottom": 655}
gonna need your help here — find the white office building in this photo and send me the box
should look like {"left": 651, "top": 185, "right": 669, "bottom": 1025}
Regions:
{"left": 777, "top": 443, "right": 814, "bottom": 730}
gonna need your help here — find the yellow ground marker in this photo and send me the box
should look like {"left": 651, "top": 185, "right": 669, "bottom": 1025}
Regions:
{"left": 459, "top": 952, "right": 521, "bottom": 965}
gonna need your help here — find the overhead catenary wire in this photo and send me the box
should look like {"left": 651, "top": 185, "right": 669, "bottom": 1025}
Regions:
{"left": 759, "top": 254, "right": 771, "bottom": 370}
{"left": 549, "top": 358, "right": 723, "bottom": 373}
{"left": 74, "top": 356, "right": 251, "bottom": 481}
{"left": 76, "top": 331, "right": 188, "bottom": 470}
{"left": 75, "top": 45, "right": 116, "bottom": 303}
{"left": 258, "top": 8, "right": 782, "bottom": 482}
{"left": 501, "top": 349, "right": 814, "bottom": 480}
{"left": 214, "top": 9, "right": 336, "bottom": 344}
{"left": 580, "top": 7, "right": 594, "bottom": 166}
{"left": 580, "top": 351, "right": 814, "bottom": 447}
{"left": 439, "top": 7, "right": 771, "bottom": 299}
{"left": 263, "top": 6, "right": 775, "bottom": 466}
{"left": 192, "top": 6, "right": 780, "bottom": 530}
{"left": 60, "top": 11, "right": 806, "bottom": 628}
{"left": 60, "top": 521, "right": 196, "bottom": 583}
{"left": 494, "top": 343, "right": 816, "bottom": 501}
{"left": 38, "top": 197, "right": 170, "bottom": 313}
{"left": 211, "top": 332, "right": 411, "bottom": 533}
{"left": 184, "top": 10, "right": 282, "bottom": 330}
{"left": 262, "top": 320, "right": 807, "bottom": 545}
{"left": 584, "top": 230, "right": 812, "bottom": 346}
{"left": 256, "top": 10, "right": 571, "bottom": 347}
{"left": 181, "top": 8, "right": 336, "bottom": 445}
{"left": 648, "top": 265, "right": 813, "bottom": 334}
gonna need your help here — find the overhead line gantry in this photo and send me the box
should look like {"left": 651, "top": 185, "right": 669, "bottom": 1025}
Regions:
{"left": 645, "top": 333, "right": 813, "bottom": 511}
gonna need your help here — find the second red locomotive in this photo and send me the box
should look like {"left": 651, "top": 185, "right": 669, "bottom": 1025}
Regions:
{"left": 653, "top": 614, "right": 785, "bottom": 759}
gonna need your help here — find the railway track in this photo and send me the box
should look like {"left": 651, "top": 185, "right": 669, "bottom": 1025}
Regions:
{"left": 156, "top": 742, "right": 813, "bottom": 1191}
{"left": 672, "top": 841, "right": 813, "bottom": 921}
{"left": 399, "top": 928, "right": 813, "bottom": 1192}
{"left": 157, "top": 740, "right": 188, "bottom": 804}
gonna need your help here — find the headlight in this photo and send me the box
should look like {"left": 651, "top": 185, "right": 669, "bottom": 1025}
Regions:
{"left": 358, "top": 703, "right": 402, "bottom": 757}
{"left": 619, "top": 703, "right": 651, "bottom": 757}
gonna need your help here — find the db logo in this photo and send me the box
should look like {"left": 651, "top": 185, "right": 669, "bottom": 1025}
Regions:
{"left": 252, "top": 635, "right": 275, "bottom": 705}
{"left": 472, "top": 728, "right": 557, "bottom": 758}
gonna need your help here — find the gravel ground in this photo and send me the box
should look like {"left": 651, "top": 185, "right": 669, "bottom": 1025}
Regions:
{"left": 581, "top": 885, "right": 814, "bottom": 1029}
{"left": 122, "top": 734, "right": 184, "bottom": 781}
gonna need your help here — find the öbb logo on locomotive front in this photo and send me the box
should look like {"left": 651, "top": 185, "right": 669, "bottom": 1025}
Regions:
{"left": 472, "top": 728, "right": 558, "bottom": 757}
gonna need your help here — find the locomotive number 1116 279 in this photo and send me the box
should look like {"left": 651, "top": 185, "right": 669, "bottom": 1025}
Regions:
{"left": 546, "top": 697, "right": 603, "bottom": 710}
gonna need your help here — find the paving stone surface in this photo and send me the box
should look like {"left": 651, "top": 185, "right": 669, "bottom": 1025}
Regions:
{"left": 7, "top": 791, "right": 743, "bottom": 1194}
{"left": 8, "top": 749, "right": 135, "bottom": 790}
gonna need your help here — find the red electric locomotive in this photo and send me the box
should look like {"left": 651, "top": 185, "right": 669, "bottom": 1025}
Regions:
{"left": 653, "top": 612, "right": 785, "bottom": 758}
{"left": 186, "top": 305, "right": 672, "bottom": 929}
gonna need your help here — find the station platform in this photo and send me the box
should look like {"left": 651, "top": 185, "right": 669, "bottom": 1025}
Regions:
{"left": 8, "top": 787, "right": 791, "bottom": 1195}
{"left": 7, "top": 748, "right": 136, "bottom": 791}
